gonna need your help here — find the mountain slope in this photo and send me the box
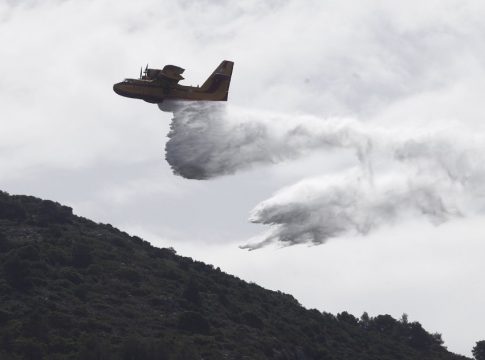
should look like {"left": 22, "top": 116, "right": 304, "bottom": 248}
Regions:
{"left": 0, "top": 191, "right": 470, "bottom": 360}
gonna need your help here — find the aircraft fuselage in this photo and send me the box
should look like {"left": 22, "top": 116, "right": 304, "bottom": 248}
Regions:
{"left": 113, "top": 80, "right": 226, "bottom": 103}
{"left": 113, "top": 61, "right": 233, "bottom": 104}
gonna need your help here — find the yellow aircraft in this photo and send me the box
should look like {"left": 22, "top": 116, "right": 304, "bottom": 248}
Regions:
{"left": 113, "top": 60, "right": 234, "bottom": 103}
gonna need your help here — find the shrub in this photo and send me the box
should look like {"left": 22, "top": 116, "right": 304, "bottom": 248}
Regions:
{"left": 241, "top": 311, "right": 264, "bottom": 329}
{"left": 407, "top": 322, "right": 435, "bottom": 350}
{"left": 120, "top": 336, "right": 148, "bottom": 360}
{"left": 0, "top": 199, "right": 27, "bottom": 221}
{"left": 34, "top": 200, "right": 72, "bottom": 226}
{"left": 60, "top": 268, "right": 83, "bottom": 284}
{"left": 177, "top": 311, "right": 211, "bottom": 335}
{"left": 71, "top": 242, "right": 92, "bottom": 268}
{"left": 3, "top": 255, "right": 31, "bottom": 290}
{"left": 23, "top": 310, "right": 48, "bottom": 340}
{"left": 0, "top": 232, "right": 13, "bottom": 253}
{"left": 16, "top": 245, "right": 40, "bottom": 261}
{"left": 47, "top": 248, "right": 68, "bottom": 265}
{"left": 0, "top": 309, "right": 10, "bottom": 324}
{"left": 369, "top": 314, "right": 397, "bottom": 333}
{"left": 182, "top": 279, "right": 201, "bottom": 306}
{"left": 78, "top": 335, "right": 113, "bottom": 360}
{"left": 73, "top": 284, "right": 89, "bottom": 301}
{"left": 48, "top": 312, "right": 72, "bottom": 330}
{"left": 116, "top": 268, "right": 142, "bottom": 284}
{"left": 473, "top": 340, "right": 485, "bottom": 360}
{"left": 14, "top": 337, "right": 45, "bottom": 360}
{"left": 337, "top": 312, "right": 359, "bottom": 326}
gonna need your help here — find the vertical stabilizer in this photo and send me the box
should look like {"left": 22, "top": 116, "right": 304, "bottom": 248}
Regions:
{"left": 200, "top": 60, "right": 234, "bottom": 100}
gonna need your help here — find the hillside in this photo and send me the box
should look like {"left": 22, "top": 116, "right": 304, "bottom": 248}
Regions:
{"left": 0, "top": 191, "right": 471, "bottom": 360}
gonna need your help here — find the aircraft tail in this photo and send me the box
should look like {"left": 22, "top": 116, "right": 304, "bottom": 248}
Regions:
{"left": 200, "top": 60, "right": 234, "bottom": 101}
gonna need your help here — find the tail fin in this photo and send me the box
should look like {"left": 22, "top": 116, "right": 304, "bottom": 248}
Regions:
{"left": 200, "top": 60, "right": 234, "bottom": 101}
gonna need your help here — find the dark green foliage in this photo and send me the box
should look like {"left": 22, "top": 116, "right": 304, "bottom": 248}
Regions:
{"left": 71, "top": 242, "right": 92, "bottom": 268}
{"left": 473, "top": 341, "right": 485, "bottom": 360}
{"left": 407, "top": 322, "right": 440, "bottom": 350}
{"left": 0, "top": 231, "right": 13, "bottom": 253}
{"left": 121, "top": 336, "right": 149, "bottom": 360}
{"left": 360, "top": 311, "right": 371, "bottom": 329}
{"left": 23, "top": 310, "right": 48, "bottom": 340}
{"left": 241, "top": 311, "right": 264, "bottom": 329}
{"left": 60, "top": 268, "right": 83, "bottom": 284}
{"left": 171, "top": 345, "right": 200, "bottom": 360}
{"left": 16, "top": 244, "right": 40, "bottom": 261}
{"left": 118, "top": 336, "right": 171, "bottom": 360}
{"left": 78, "top": 335, "right": 112, "bottom": 360}
{"left": 73, "top": 284, "right": 89, "bottom": 301}
{"left": 0, "top": 191, "right": 71, "bottom": 224}
{"left": 182, "top": 278, "right": 201, "bottom": 305}
{"left": 34, "top": 200, "right": 72, "bottom": 226}
{"left": 116, "top": 267, "right": 142, "bottom": 284}
{"left": 0, "top": 309, "right": 10, "bottom": 324}
{"left": 3, "top": 254, "right": 31, "bottom": 290}
{"left": 369, "top": 314, "right": 397, "bottom": 333}
{"left": 177, "top": 311, "right": 211, "bottom": 334}
{"left": 48, "top": 311, "right": 72, "bottom": 330}
{"left": 0, "top": 191, "right": 471, "bottom": 360}
{"left": 14, "top": 337, "right": 46, "bottom": 360}
{"left": 0, "top": 193, "right": 27, "bottom": 221}
{"left": 46, "top": 247, "right": 69, "bottom": 266}
{"left": 337, "top": 311, "right": 359, "bottom": 325}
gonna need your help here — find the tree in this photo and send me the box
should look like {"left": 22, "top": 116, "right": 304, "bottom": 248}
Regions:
{"left": 0, "top": 198, "right": 26, "bottom": 221}
{"left": 120, "top": 336, "right": 148, "bottom": 360}
{"left": 71, "top": 242, "right": 92, "bottom": 268}
{"left": 241, "top": 311, "right": 264, "bottom": 329}
{"left": 337, "top": 311, "right": 358, "bottom": 325}
{"left": 14, "top": 337, "right": 45, "bottom": 360}
{"left": 78, "top": 335, "right": 112, "bottom": 360}
{"left": 369, "top": 314, "right": 397, "bottom": 333}
{"left": 407, "top": 322, "right": 433, "bottom": 350}
{"left": 182, "top": 278, "right": 201, "bottom": 306}
{"left": 0, "top": 231, "right": 12, "bottom": 253}
{"left": 360, "top": 312, "right": 370, "bottom": 329}
{"left": 473, "top": 340, "right": 485, "bottom": 360}
{"left": 431, "top": 333, "right": 444, "bottom": 347}
{"left": 177, "top": 311, "right": 210, "bottom": 334}
{"left": 3, "top": 255, "right": 31, "bottom": 290}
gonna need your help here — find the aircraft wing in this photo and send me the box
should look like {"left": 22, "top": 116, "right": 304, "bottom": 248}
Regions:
{"left": 160, "top": 65, "right": 185, "bottom": 82}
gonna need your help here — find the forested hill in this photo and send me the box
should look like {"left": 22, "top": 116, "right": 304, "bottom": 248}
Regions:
{"left": 0, "top": 191, "right": 471, "bottom": 360}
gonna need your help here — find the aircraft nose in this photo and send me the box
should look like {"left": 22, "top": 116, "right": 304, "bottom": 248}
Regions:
{"left": 113, "top": 82, "right": 123, "bottom": 95}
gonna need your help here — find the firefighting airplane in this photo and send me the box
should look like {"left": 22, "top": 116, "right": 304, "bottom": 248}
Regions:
{"left": 113, "top": 60, "right": 234, "bottom": 104}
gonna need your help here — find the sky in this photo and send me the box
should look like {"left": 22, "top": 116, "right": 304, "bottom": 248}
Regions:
{"left": 1, "top": 0, "right": 485, "bottom": 355}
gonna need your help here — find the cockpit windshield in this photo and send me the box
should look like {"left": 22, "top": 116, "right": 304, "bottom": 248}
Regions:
{"left": 123, "top": 78, "right": 153, "bottom": 84}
